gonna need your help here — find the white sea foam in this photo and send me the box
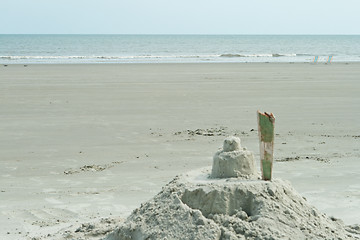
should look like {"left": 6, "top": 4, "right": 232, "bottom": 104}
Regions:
{"left": 0, "top": 55, "right": 218, "bottom": 60}
{"left": 220, "top": 53, "right": 297, "bottom": 58}
{"left": 0, "top": 53, "right": 303, "bottom": 62}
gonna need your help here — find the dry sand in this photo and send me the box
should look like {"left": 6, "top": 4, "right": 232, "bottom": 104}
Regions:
{"left": 0, "top": 63, "right": 360, "bottom": 239}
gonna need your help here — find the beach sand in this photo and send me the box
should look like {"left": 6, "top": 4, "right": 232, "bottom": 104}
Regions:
{"left": 0, "top": 63, "right": 359, "bottom": 239}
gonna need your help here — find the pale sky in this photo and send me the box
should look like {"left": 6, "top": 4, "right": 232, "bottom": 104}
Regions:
{"left": 1, "top": 0, "right": 359, "bottom": 34}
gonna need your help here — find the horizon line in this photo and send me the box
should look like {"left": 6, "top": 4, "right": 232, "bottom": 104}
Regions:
{"left": 1, "top": 33, "right": 360, "bottom": 36}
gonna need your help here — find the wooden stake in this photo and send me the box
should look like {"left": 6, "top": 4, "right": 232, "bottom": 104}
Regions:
{"left": 257, "top": 111, "right": 275, "bottom": 181}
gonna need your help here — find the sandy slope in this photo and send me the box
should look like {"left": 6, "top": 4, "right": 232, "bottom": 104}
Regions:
{"left": 107, "top": 168, "right": 360, "bottom": 240}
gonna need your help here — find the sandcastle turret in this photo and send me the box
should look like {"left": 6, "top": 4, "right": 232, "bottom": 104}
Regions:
{"left": 211, "top": 136, "right": 256, "bottom": 178}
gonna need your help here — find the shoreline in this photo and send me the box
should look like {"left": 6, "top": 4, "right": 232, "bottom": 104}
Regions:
{"left": 2, "top": 61, "right": 359, "bottom": 65}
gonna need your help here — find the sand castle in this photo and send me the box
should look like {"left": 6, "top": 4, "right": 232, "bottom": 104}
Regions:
{"left": 211, "top": 136, "right": 257, "bottom": 178}
{"left": 105, "top": 137, "right": 360, "bottom": 240}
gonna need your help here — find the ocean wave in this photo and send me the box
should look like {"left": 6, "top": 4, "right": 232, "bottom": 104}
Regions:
{"left": 0, "top": 55, "right": 217, "bottom": 60}
{"left": 0, "top": 56, "right": 90, "bottom": 60}
{"left": 0, "top": 53, "right": 337, "bottom": 61}
{"left": 2, "top": 53, "right": 349, "bottom": 64}
{"left": 220, "top": 54, "right": 246, "bottom": 58}
{"left": 272, "top": 53, "right": 293, "bottom": 57}
{"left": 220, "top": 53, "right": 297, "bottom": 58}
{"left": 296, "top": 53, "right": 314, "bottom": 56}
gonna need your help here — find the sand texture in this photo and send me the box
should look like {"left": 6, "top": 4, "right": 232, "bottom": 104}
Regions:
{"left": 107, "top": 168, "right": 360, "bottom": 240}
{"left": 212, "top": 136, "right": 257, "bottom": 178}
{"left": 0, "top": 63, "right": 359, "bottom": 239}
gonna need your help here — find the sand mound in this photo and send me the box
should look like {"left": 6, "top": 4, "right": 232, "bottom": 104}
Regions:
{"left": 106, "top": 168, "right": 360, "bottom": 240}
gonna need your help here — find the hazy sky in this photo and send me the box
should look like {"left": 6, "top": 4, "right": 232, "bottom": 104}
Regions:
{"left": 1, "top": 0, "right": 359, "bottom": 34}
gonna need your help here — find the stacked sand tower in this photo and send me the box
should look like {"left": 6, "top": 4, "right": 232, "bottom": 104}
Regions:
{"left": 211, "top": 136, "right": 257, "bottom": 179}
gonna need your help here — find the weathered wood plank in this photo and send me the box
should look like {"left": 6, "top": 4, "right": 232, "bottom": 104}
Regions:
{"left": 257, "top": 111, "right": 275, "bottom": 181}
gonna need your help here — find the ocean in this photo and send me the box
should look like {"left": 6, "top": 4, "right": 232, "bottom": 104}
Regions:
{"left": 0, "top": 35, "right": 359, "bottom": 64}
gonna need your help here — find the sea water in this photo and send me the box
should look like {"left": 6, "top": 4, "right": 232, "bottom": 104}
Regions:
{"left": 0, "top": 35, "right": 359, "bottom": 64}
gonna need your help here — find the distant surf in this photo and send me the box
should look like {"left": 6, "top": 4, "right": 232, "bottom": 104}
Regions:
{"left": 220, "top": 53, "right": 297, "bottom": 58}
{"left": 1, "top": 35, "right": 359, "bottom": 63}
